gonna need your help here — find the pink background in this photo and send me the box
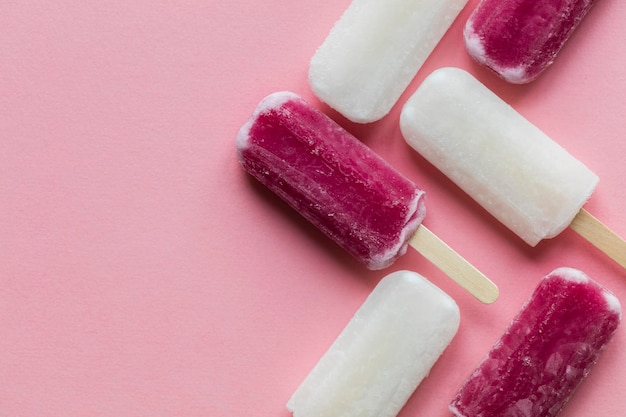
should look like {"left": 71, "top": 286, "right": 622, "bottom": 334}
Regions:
{"left": 1, "top": 0, "right": 626, "bottom": 415}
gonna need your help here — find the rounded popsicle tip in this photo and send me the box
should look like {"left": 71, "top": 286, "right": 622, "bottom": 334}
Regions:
{"left": 493, "top": 66, "right": 530, "bottom": 85}
{"left": 463, "top": 22, "right": 485, "bottom": 61}
{"left": 464, "top": 22, "right": 532, "bottom": 84}
{"left": 603, "top": 291, "right": 622, "bottom": 318}
{"left": 389, "top": 270, "right": 461, "bottom": 324}
{"left": 308, "top": 44, "right": 393, "bottom": 124}
{"left": 462, "top": 0, "right": 599, "bottom": 84}
{"left": 256, "top": 91, "right": 301, "bottom": 113}
{"left": 399, "top": 67, "right": 474, "bottom": 120}
{"left": 236, "top": 91, "right": 302, "bottom": 154}
{"left": 308, "top": 70, "right": 387, "bottom": 124}
{"left": 549, "top": 267, "right": 622, "bottom": 317}
{"left": 235, "top": 119, "right": 253, "bottom": 156}
{"left": 423, "top": 66, "right": 470, "bottom": 84}
{"left": 552, "top": 266, "right": 591, "bottom": 284}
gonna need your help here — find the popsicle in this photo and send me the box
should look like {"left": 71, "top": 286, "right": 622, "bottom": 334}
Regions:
{"left": 309, "top": 0, "right": 469, "bottom": 123}
{"left": 400, "top": 67, "right": 626, "bottom": 268}
{"left": 237, "top": 91, "right": 498, "bottom": 303}
{"left": 464, "top": 0, "right": 599, "bottom": 83}
{"left": 450, "top": 267, "right": 621, "bottom": 417}
{"left": 288, "top": 270, "right": 461, "bottom": 417}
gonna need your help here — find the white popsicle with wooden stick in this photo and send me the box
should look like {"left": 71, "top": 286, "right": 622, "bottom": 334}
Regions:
{"left": 400, "top": 67, "right": 626, "bottom": 268}
{"left": 238, "top": 91, "right": 499, "bottom": 303}
{"left": 288, "top": 270, "right": 460, "bottom": 417}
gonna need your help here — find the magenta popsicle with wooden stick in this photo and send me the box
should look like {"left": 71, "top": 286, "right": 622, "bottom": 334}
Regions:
{"left": 464, "top": 0, "right": 600, "bottom": 83}
{"left": 450, "top": 267, "right": 621, "bottom": 417}
{"left": 236, "top": 91, "right": 498, "bottom": 303}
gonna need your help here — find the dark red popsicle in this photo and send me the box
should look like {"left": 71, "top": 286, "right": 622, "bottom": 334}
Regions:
{"left": 450, "top": 267, "right": 621, "bottom": 417}
{"left": 237, "top": 91, "right": 425, "bottom": 270}
{"left": 464, "top": 0, "right": 598, "bottom": 83}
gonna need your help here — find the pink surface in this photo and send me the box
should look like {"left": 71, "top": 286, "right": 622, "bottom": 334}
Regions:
{"left": 1, "top": 1, "right": 625, "bottom": 416}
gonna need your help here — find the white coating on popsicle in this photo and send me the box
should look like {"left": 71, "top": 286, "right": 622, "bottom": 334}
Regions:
{"left": 236, "top": 91, "right": 299, "bottom": 151}
{"left": 400, "top": 67, "right": 598, "bottom": 246}
{"left": 369, "top": 195, "right": 425, "bottom": 269}
{"left": 556, "top": 267, "right": 589, "bottom": 283}
{"left": 603, "top": 291, "right": 622, "bottom": 316}
{"left": 555, "top": 267, "right": 626, "bottom": 316}
{"left": 309, "top": 0, "right": 469, "bottom": 123}
{"left": 287, "top": 270, "right": 460, "bottom": 417}
{"left": 464, "top": 27, "right": 528, "bottom": 83}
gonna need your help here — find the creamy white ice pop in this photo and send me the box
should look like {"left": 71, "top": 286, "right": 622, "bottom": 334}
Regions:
{"left": 450, "top": 267, "right": 621, "bottom": 417}
{"left": 288, "top": 270, "right": 460, "bottom": 417}
{"left": 238, "top": 91, "right": 498, "bottom": 302}
{"left": 400, "top": 67, "right": 626, "bottom": 267}
{"left": 309, "top": 0, "right": 469, "bottom": 123}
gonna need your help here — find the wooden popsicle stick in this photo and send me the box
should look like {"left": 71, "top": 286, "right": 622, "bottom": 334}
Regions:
{"left": 409, "top": 225, "right": 499, "bottom": 304}
{"left": 569, "top": 208, "right": 626, "bottom": 269}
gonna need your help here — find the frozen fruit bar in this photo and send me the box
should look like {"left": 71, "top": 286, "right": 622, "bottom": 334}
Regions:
{"left": 400, "top": 67, "right": 626, "bottom": 267}
{"left": 237, "top": 91, "right": 425, "bottom": 270}
{"left": 464, "top": 0, "right": 599, "bottom": 83}
{"left": 309, "top": 0, "right": 469, "bottom": 123}
{"left": 237, "top": 91, "right": 499, "bottom": 302}
{"left": 288, "top": 270, "right": 460, "bottom": 417}
{"left": 450, "top": 267, "right": 621, "bottom": 417}
{"left": 401, "top": 67, "right": 597, "bottom": 246}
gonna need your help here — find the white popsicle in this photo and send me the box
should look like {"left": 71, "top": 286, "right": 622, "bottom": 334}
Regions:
{"left": 309, "top": 0, "right": 469, "bottom": 123}
{"left": 400, "top": 67, "right": 626, "bottom": 268}
{"left": 287, "top": 270, "right": 460, "bottom": 417}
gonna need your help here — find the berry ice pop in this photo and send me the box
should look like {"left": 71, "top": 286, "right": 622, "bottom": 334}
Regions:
{"left": 464, "top": 0, "right": 599, "bottom": 83}
{"left": 237, "top": 91, "right": 498, "bottom": 303}
{"left": 288, "top": 270, "right": 460, "bottom": 417}
{"left": 309, "top": 0, "right": 469, "bottom": 123}
{"left": 450, "top": 267, "right": 621, "bottom": 417}
{"left": 400, "top": 67, "right": 626, "bottom": 268}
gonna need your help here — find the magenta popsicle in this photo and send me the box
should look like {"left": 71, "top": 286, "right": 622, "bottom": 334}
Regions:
{"left": 450, "top": 267, "right": 621, "bottom": 417}
{"left": 237, "top": 91, "right": 424, "bottom": 270}
{"left": 237, "top": 92, "right": 498, "bottom": 303}
{"left": 464, "top": 0, "right": 598, "bottom": 83}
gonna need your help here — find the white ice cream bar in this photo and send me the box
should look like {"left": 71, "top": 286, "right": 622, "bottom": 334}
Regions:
{"left": 309, "top": 0, "right": 469, "bottom": 123}
{"left": 400, "top": 67, "right": 598, "bottom": 246}
{"left": 287, "top": 270, "right": 460, "bottom": 417}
